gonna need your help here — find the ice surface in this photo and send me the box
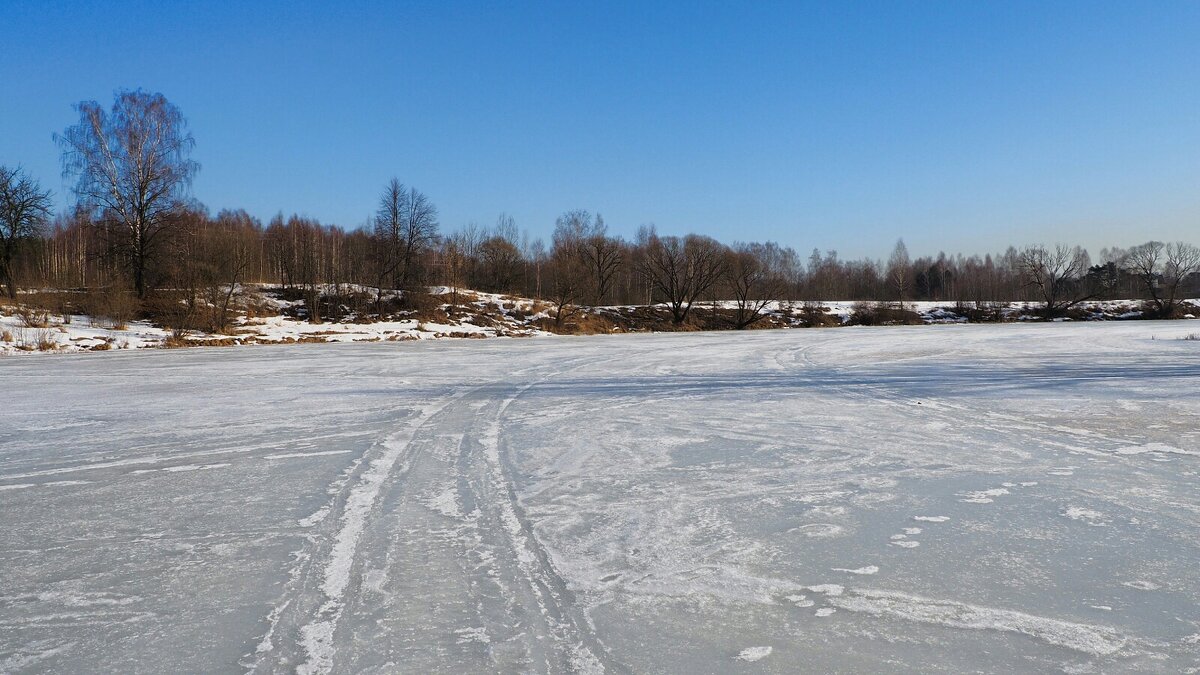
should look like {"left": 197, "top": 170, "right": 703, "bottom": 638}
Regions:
{"left": 2, "top": 321, "right": 1199, "bottom": 672}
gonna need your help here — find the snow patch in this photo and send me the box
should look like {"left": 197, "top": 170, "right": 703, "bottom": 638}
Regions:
{"left": 734, "top": 646, "right": 772, "bottom": 662}
{"left": 424, "top": 488, "right": 462, "bottom": 519}
{"left": 788, "top": 523, "right": 844, "bottom": 538}
{"left": 957, "top": 487, "right": 1009, "bottom": 504}
{"left": 1114, "top": 442, "right": 1198, "bottom": 457}
{"left": 264, "top": 450, "right": 353, "bottom": 460}
{"left": 785, "top": 594, "right": 815, "bottom": 607}
{"left": 162, "top": 463, "right": 230, "bottom": 473}
{"left": 0, "top": 483, "right": 34, "bottom": 491}
{"left": 1063, "top": 507, "right": 1110, "bottom": 527}
{"left": 454, "top": 627, "right": 491, "bottom": 644}
{"left": 832, "top": 566, "right": 879, "bottom": 576}
{"left": 830, "top": 589, "right": 1128, "bottom": 657}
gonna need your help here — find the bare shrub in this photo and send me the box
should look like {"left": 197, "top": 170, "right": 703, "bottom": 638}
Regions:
{"left": 83, "top": 287, "right": 137, "bottom": 330}
{"left": 800, "top": 301, "right": 838, "bottom": 327}
{"left": 14, "top": 327, "right": 57, "bottom": 351}
{"left": 954, "top": 301, "right": 1006, "bottom": 323}
{"left": 34, "top": 328, "right": 57, "bottom": 351}
{"left": 163, "top": 327, "right": 192, "bottom": 348}
{"left": 850, "top": 301, "right": 923, "bottom": 326}
{"left": 15, "top": 306, "right": 51, "bottom": 328}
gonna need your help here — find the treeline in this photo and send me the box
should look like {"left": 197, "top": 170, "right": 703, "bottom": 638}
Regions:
{"left": 2, "top": 89, "right": 1199, "bottom": 331}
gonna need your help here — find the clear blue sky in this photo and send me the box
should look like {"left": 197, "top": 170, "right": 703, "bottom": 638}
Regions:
{"left": 3, "top": 0, "right": 1198, "bottom": 259}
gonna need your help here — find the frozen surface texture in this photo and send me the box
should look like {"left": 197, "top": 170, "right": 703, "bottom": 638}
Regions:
{"left": 2, "top": 322, "right": 1199, "bottom": 673}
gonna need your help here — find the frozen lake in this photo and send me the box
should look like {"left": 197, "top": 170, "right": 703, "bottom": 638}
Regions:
{"left": 2, "top": 322, "right": 1199, "bottom": 673}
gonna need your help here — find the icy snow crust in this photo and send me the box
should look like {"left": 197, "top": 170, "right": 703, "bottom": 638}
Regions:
{"left": 1, "top": 321, "right": 1199, "bottom": 672}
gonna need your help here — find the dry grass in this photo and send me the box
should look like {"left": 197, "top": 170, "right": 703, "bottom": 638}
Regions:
{"left": 13, "top": 327, "right": 58, "bottom": 351}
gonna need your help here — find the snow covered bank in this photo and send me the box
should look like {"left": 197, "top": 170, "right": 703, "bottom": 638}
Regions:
{"left": 3, "top": 288, "right": 1196, "bottom": 357}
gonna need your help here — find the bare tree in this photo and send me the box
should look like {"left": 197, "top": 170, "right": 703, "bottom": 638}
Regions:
{"left": 56, "top": 90, "right": 199, "bottom": 298}
{"left": 547, "top": 212, "right": 590, "bottom": 327}
{"left": 1018, "top": 244, "right": 1093, "bottom": 316}
{"left": 372, "top": 178, "right": 439, "bottom": 294}
{"left": 442, "top": 221, "right": 485, "bottom": 292}
{"left": 579, "top": 214, "right": 624, "bottom": 305}
{"left": 441, "top": 235, "right": 467, "bottom": 308}
{"left": 203, "top": 209, "right": 257, "bottom": 331}
{"left": 887, "top": 238, "right": 912, "bottom": 307}
{"left": 0, "top": 166, "right": 52, "bottom": 298}
{"left": 725, "top": 242, "right": 793, "bottom": 329}
{"left": 1125, "top": 241, "right": 1200, "bottom": 317}
{"left": 522, "top": 236, "right": 547, "bottom": 299}
{"left": 478, "top": 235, "right": 523, "bottom": 292}
{"left": 494, "top": 212, "right": 518, "bottom": 245}
{"left": 641, "top": 232, "right": 728, "bottom": 325}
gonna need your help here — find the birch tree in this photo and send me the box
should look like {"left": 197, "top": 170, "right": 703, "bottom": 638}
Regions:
{"left": 56, "top": 90, "right": 198, "bottom": 298}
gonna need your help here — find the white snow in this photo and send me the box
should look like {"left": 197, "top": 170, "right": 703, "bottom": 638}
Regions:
{"left": 832, "top": 566, "right": 879, "bottom": 575}
{"left": 734, "top": 645, "right": 773, "bottom": 661}
{"left": 1, "top": 321, "right": 1198, "bottom": 672}
{"left": 829, "top": 589, "right": 1128, "bottom": 657}
{"left": 957, "top": 487, "right": 1010, "bottom": 504}
{"left": 1064, "top": 507, "right": 1110, "bottom": 527}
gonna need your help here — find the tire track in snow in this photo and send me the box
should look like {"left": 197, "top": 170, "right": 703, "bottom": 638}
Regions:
{"left": 432, "top": 348, "right": 655, "bottom": 672}
{"left": 464, "top": 344, "right": 684, "bottom": 673}
{"left": 462, "top": 383, "right": 615, "bottom": 673}
{"left": 248, "top": 392, "right": 465, "bottom": 674}
{"left": 251, "top": 346, "right": 651, "bottom": 674}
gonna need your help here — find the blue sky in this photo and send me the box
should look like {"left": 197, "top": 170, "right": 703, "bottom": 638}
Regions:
{"left": 3, "top": 1, "right": 1198, "bottom": 259}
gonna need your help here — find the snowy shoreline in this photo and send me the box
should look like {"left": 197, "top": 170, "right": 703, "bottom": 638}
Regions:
{"left": 2, "top": 291, "right": 1197, "bottom": 357}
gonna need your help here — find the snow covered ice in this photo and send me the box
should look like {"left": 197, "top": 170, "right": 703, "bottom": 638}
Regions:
{"left": 2, "top": 321, "right": 1199, "bottom": 672}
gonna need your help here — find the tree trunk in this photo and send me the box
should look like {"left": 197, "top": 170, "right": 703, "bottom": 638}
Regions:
{"left": 1, "top": 262, "right": 15, "bottom": 299}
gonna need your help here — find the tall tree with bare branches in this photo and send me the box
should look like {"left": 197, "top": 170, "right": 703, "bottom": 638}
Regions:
{"left": 580, "top": 215, "right": 624, "bottom": 305}
{"left": 1125, "top": 241, "right": 1200, "bottom": 317}
{"left": 1018, "top": 244, "right": 1093, "bottom": 316}
{"left": 724, "top": 242, "right": 795, "bottom": 329}
{"left": 372, "top": 178, "right": 439, "bottom": 295}
{"left": 887, "top": 238, "right": 912, "bottom": 308}
{"left": 56, "top": 90, "right": 198, "bottom": 298}
{"left": 0, "top": 166, "right": 52, "bottom": 298}
{"left": 641, "top": 232, "right": 728, "bottom": 325}
{"left": 547, "top": 211, "right": 590, "bottom": 327}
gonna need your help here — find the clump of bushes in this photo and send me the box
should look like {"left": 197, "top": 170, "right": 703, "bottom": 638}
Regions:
{"left": 15, "top": 305, "right": 51, "bottom": 328}
{"left": 82, "top": 287, "right": 138, "bottom": 330}
{"left": 848, "top": 301, "right": 923, "bottom": 326}
{"left": 953, "top": 301, "right": 1006, "bottom": 323}
{"left": 799, "top": 301, "right": 840, "bottom": 327}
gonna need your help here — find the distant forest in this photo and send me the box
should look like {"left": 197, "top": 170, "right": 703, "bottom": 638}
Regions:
{"left": 3, "top": 90, "right": 1199, "bottom": 328}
